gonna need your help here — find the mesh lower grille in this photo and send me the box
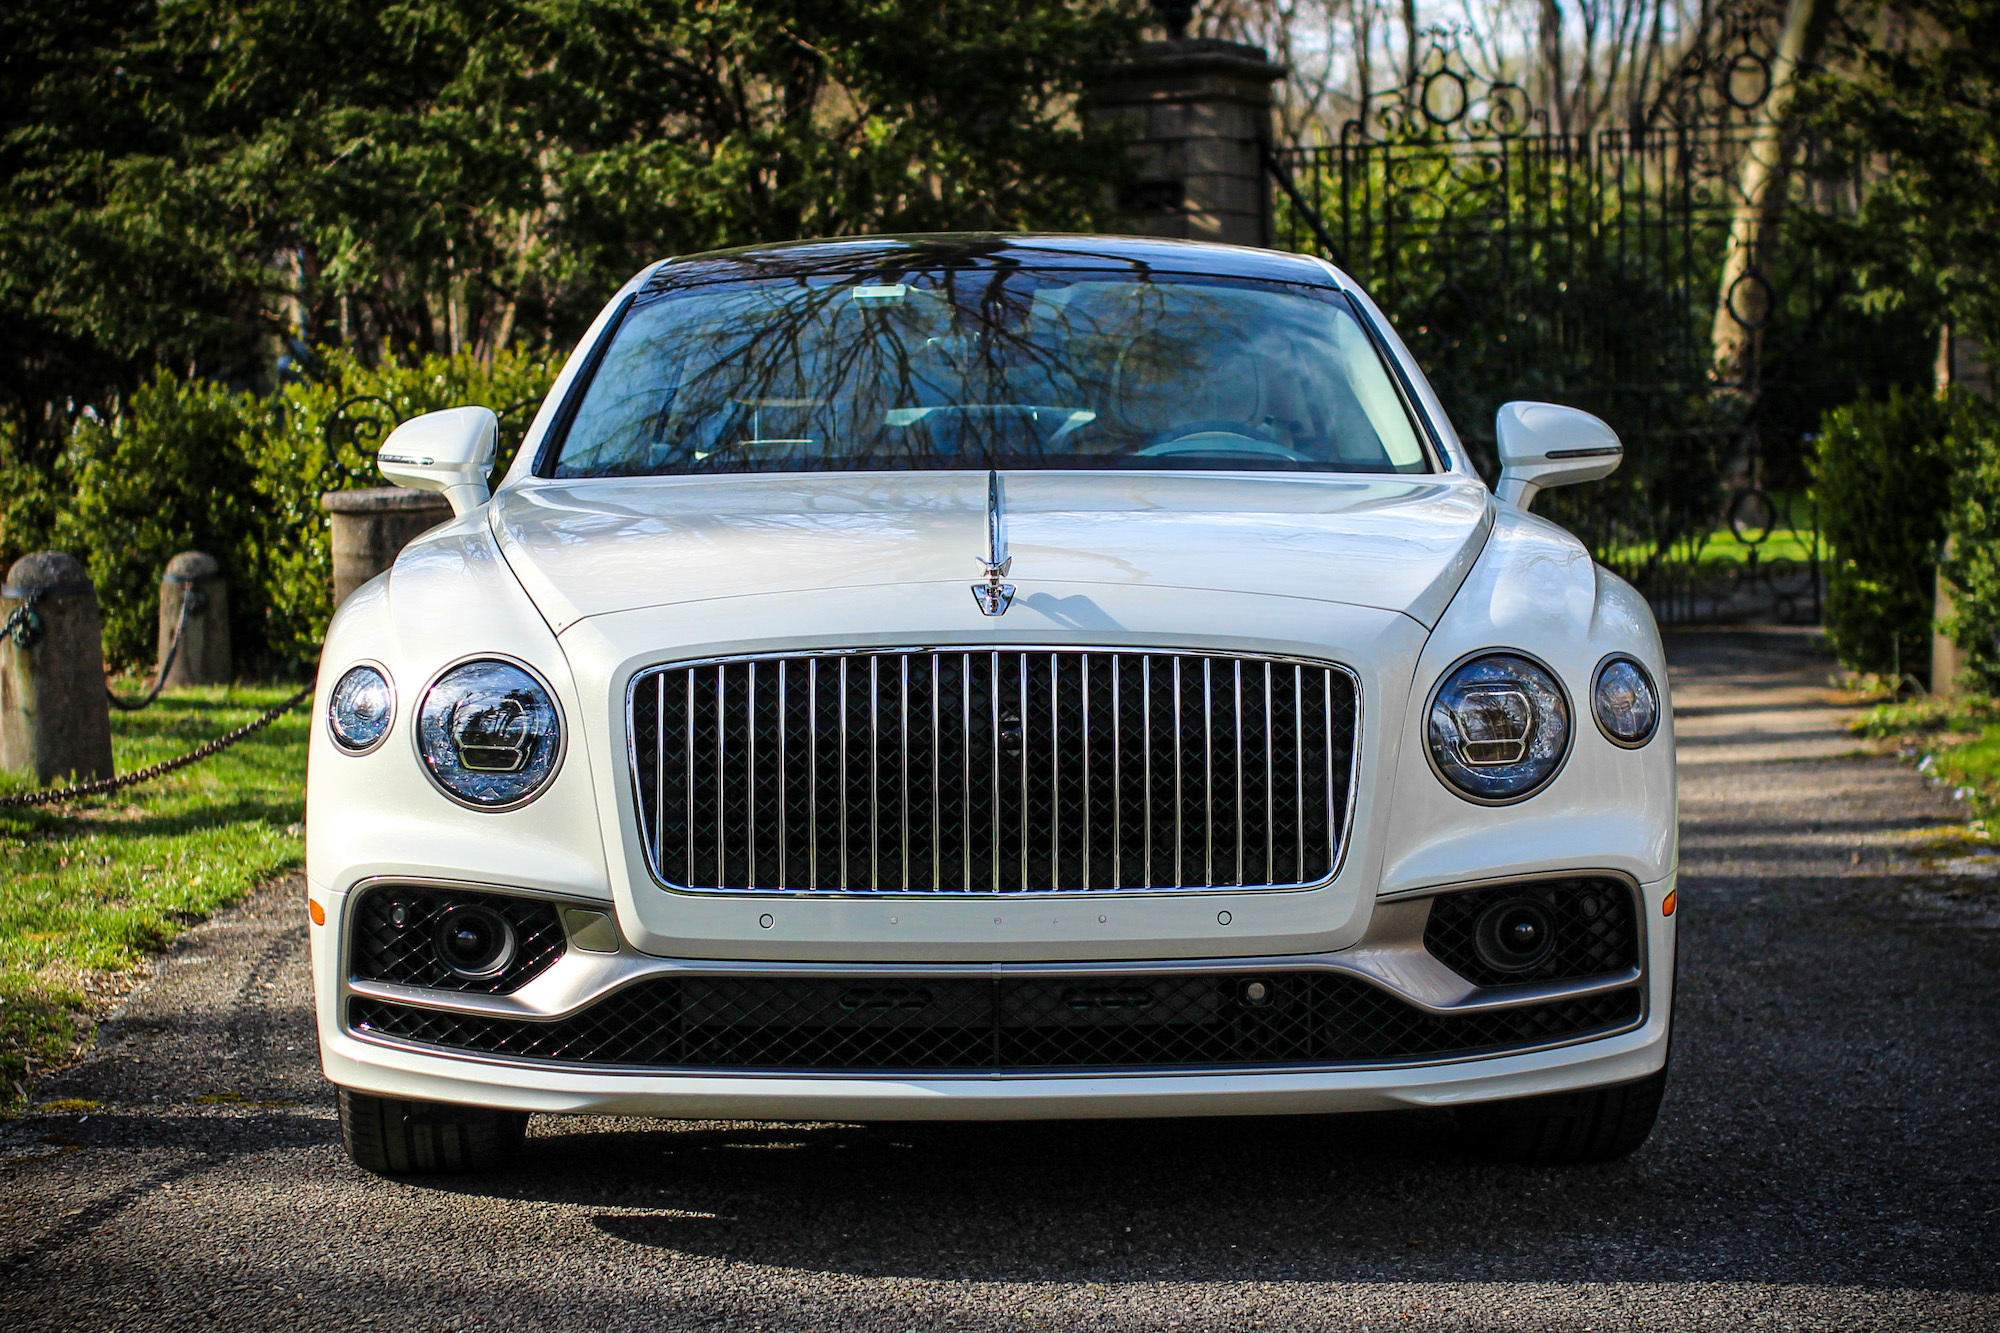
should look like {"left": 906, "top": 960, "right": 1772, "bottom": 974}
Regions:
{"left": 629, "top": 650, "right": 1358, "bottom": 893}
{"left": 1422, "top": 878, "right": 1641, "bottom": 988}
{"left": 348, "top": 972, "right": 1640, "bottom": 1073}
{"left": 350, "top": 887, "right": 566, "bottom": 994}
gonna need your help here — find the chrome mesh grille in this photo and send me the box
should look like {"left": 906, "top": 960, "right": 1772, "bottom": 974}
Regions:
{"left": 629, "top": 650, "right": 1358, "bottom": 893}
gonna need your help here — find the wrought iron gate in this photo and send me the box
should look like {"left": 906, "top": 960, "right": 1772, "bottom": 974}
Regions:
{"left": 1266, "top": 16, "right": 1900, "bottom": 624}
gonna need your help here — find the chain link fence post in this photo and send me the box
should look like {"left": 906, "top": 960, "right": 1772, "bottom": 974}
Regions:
{"left": 1, "top": 552, "right": 114, "bottom": 784}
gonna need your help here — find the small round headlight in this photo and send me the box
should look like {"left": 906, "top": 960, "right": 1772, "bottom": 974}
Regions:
{"left": 1592, "top": 655, "right": 1660, "bottom": 748}
{"left": 1426, "top": 652, "right": 1571, "bottom": 803}
{"left": 416, "top": 659, "right": 563, "bottom": 808}
{"left": 327, "top": 665, "right": 395, "bottom": 754}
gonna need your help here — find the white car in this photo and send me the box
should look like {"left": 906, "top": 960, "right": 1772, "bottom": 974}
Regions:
{"left": 309, "top": 235, "right": 1676, "bottom": 1175}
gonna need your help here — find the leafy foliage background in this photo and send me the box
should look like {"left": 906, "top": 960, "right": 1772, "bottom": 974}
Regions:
{"left": 1811, "top": 390, "right": 1956, "bottom": 680}
{"left": 50, "top": 349, "right": 556, "bottom": 675}
{"left": 1940, "top": 405, "right": 2000, "bottom": 693}
{"left": 0, "top": 0, "right": 1140, "bottom": 671}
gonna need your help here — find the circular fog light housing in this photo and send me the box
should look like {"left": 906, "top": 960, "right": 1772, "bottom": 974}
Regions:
{"left": 1592, "top": 654, "right": 1660, "bottom": 748}
{"left": 1472, "top": 898, "right": 1557, "bottom": 974}
{"left": 433, "top": 904, "right": 517, "bottom": 979}
{"left": 416, "top": 659, "right": 564, "bottom": 809}
{"left": 327, "top": 664, "right": 395, "bottom": 754}
{"left": 1425, "top": 652, "right": 1571, "bottom": 803}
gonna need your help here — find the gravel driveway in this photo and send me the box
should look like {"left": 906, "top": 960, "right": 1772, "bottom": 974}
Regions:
{"left": 3, "top": 628, "right": 1996, "bottom": 1331}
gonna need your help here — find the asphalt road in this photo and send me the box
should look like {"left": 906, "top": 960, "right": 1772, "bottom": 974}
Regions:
{"left": 2, "top": 628, "right": 1996, "bottom": 1331}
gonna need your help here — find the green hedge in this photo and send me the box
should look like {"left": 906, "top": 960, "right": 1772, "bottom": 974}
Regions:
{"left": 1812, "top": 390, "right": 1958, "bottom": 680}
{"left": 1941, "top": 399, "right": 2000, "bottom": 692}
{"left": 41, "top": 347, "right": 557, "bottom": 677}
{"left": 57, "top": 377, "right": 274, "bottom": 674}
{"left": 244, "top": 348, "right": 558, "bottom": 672}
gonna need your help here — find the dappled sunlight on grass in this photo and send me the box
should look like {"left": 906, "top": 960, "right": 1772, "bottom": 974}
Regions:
{"left": 0, "top": 683, "right": 307, "bottom": 1113}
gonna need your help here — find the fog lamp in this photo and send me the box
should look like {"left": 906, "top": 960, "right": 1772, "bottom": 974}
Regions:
{"left": 1473, "top": 898, "right": 1558, "bottom": 974}
{"left": 434, "top": 904, "right": 517, "bottom": 979}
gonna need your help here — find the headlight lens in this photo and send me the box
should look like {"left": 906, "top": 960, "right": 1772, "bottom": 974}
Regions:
{"left": 327, "top": 665, "right": 394, "bottom": 754}
{"left": 1592, "top": 655, "right": 1660, "bottom": 747}
{"left": 1426, "top": 653, "right": 1571, "bottom": 803}
{"left": 416, "top": 660, "right": 563, "bottom": 808}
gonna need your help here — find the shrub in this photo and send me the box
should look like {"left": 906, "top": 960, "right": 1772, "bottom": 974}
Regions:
{"left": 1940, "top": 396, "right": 2000, "bottom": 691}
{"left": 0, "top": 419, "right": 65, "bottom": 567}
{"left": 1812, "top": 390, "right": 1959, "bottom": 679}
{"left": 56, "top": 346, "right": 558, "bottom": 677}
{"left": 248, "top": 346, "right": 558, "bottom": 674}
{"left": 56, "top": 373, "right": 277, "bottom": 669}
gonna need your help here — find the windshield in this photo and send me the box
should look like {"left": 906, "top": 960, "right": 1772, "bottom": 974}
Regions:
{"left": 546, "top": 268, "right": 1434, "bottom": 477}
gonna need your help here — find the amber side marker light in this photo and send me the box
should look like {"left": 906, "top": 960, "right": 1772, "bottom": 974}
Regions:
{"left": 1662, "top": 889, "right": 1677, "bottom": 917}
{"left": 309, "top": 899, "right": 326, "bottom": 927}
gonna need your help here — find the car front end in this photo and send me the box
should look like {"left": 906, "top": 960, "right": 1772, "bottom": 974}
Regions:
{"left": 307, "top": 236, "right": 1676, "bottom": 1169}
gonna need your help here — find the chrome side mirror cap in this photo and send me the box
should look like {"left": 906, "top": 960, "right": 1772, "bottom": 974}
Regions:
{"left": 1494, "top": 401, "right": 1622, "bottom": 512}
{"left": 376, "top": 407, "right": 499, "bottom": 517}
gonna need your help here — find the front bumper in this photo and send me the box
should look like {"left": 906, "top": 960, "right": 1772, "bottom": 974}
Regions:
{"left": 311, "top": 872, "right": 1676, "bottom": 1120}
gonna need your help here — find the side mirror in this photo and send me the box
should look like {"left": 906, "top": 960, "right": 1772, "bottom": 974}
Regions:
{"left": 1494, "top": 401, "right": 1622, "bottom": 512}
{"left": 376, "top": 407, "right": 499, "bottom": 517}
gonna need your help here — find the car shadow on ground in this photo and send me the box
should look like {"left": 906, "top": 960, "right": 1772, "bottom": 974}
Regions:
{"left": 442, "top": 1109, "right": 1698, "bottom": 1282}
{"left": 388, "top": 1095, "right": 1993, "bottom": 1292}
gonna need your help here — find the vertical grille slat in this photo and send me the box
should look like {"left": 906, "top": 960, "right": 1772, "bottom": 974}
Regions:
{"left": 632, "top": 650, "right": 1357, "bottom": 894}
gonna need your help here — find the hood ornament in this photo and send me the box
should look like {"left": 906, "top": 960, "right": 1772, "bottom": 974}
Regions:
{"left": 971, "top": 469, "right": 1016, "bottom": 616}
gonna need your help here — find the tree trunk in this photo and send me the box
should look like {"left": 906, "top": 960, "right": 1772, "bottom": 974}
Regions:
{"left": 1708, "top": 0, "right": 1837, "bottom": 392}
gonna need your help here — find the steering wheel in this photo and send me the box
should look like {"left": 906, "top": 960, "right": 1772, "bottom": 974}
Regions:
{"left": 1136, "top": 422, "right": 1312, "bottom": 463}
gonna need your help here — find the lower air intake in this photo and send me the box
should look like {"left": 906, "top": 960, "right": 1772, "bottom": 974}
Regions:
{"left": 349, "top": 972, "right": 1640, "bottom": 1073}
{"left": 1422, "top": 877, "right": 1641, "bottom": 988}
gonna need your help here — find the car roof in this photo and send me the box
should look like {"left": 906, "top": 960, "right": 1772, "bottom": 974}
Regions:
{"left": 639, "top": 233, "right": 1341, "bottom": 294}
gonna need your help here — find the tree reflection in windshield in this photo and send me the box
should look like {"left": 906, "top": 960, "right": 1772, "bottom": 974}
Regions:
{"left": 550, "top": 265, "right": 1433, "bottom": 477}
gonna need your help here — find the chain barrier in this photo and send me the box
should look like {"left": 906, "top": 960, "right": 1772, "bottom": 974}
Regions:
{"left": 106, "top": 589, "right": 196, "bottom": 712}
{"left": 3, "top": 589, "right": 43, "bottom": 649}
{"left": 0, "top": 683, "right": 312, "bottom": 810}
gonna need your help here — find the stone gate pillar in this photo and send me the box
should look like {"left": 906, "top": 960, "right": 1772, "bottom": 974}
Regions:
{"left": 1089, "top": 38, "right": 1285, "bottom": 249}
{"left": 321, "top": 488, "right": 453, "bottom": 609}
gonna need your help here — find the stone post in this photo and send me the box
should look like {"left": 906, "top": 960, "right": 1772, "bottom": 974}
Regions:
{"left": 158, "top": 552, "right": 230, "bottom": 687}
{"left": 1932, "top": 327, "right": 1992, "bottom": 696}
{"left": 0, "top": 552, "right": 114, "bottom": 784}
{"left": 321, "top": 488, "right": 454, "bottom": 609}
{"left": 1933, "top": 537, "right": 1962, "bottom": 698}
{"left": 1088, "top": 39, "right": 1285, "bottom": 248}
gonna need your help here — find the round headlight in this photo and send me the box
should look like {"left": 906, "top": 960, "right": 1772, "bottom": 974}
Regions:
{"left": 327, "top": 664, "right": 395, "bottom": 754}
{"left": 1592, "top": 655, "right": 1660, "bottom": 748}
{"left": 416, "top": 659, "right": 563, "bottom": 809}
{"left": 1426, "top": 652, "right": 1571, "bottom": 803}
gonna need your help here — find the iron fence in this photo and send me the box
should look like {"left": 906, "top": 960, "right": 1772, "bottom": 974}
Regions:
{"left": 1265, "top": 12, "right": 1912, "bottom": 624}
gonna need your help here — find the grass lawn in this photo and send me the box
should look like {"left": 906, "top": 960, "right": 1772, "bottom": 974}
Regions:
{"left": 1604, "top": 526, "right": 1820, "bottom": 573}
{"left": 1599, "top": 491, "right": 1822, "bottom": 574}
{"left": 0, "top": 684, "right": 307, "bottom": 1115}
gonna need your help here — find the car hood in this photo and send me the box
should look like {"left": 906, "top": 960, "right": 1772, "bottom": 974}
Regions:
{"left": 489, "top": 471, "right": 1495, "bottom": 633}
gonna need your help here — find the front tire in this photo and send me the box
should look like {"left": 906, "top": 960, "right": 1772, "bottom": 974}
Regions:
{"left": 339, "top": 1089, "right": 528, "bottom": 1175}
{"left": 1455, "top": 1066, "right": 1668, "bottom": 1164}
